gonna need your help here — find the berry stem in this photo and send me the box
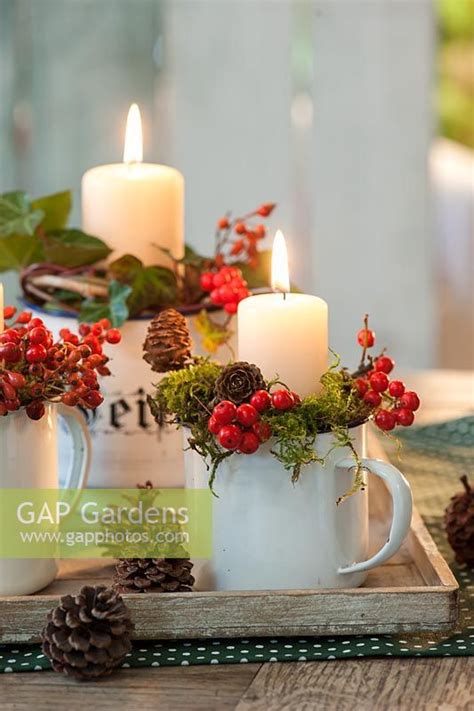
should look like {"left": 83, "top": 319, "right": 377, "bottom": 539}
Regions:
{"left": 460, "top": 474, "right": 471, "bottom": 494}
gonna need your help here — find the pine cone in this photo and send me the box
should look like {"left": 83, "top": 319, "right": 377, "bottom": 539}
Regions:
{"left": 113, "top": 558, "right": 195, "bottom": 593}
{"left": 215, "top": 361, "right": 265, "bottom": 405}
{"left": 42, "top": 586, "right": 134, "bottom": 680}
{"left": 444, "top": 475, "right": 474, "bottom": 567}
{"left": 143, "top": 308, "right": 192, "bottom": 372}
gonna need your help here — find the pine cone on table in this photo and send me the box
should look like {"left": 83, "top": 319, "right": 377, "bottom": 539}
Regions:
{"left": 41, "top": 585, "right": 134, "bottom": 680}
{"left": 143, "top": 308, "right": 192, "bottom": 373}
{"left": 113, "top": 558, "right": 195, "bottom": 593}
{"left": 444, "top": 475, "right": 474, "bottom": 567}
{"left": 215, "top": 361, "right": 266, "bottom": 405}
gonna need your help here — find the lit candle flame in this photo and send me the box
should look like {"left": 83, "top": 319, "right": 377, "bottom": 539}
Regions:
{"left": 123, "top": 103, "right": 143, "bottom": 164}
{"left": 271, "top": 230, "right": 290, "bottom": 294}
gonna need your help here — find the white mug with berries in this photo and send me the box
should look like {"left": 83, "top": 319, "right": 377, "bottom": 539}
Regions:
{"left": 173, "top": 318, "right": 419, "bottom": 591}
{"left": 0, "top": 306, "right": 120, "bottom": 595}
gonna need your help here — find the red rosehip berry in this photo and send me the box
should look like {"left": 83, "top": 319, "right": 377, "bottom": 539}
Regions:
{"left": 0, "top": 329, "right": 20, "bottom": 344}
{"left": 1, "top": 382, "right": 16, "bottom": 401}
{"left": 4, "top": 371, "right": 26, "bottom": 389}
{"left": 84, "top": 390, "right": 104, "bottom": 408}
{"left": 105, "top": 328, "right": 121, "bottom": 345}
{"left": 357, "top": 328, "right": 375, "bottom": 348}
{"left": 250, "top": 390, "right": 272, "bottom": 412}
{"left": 84, "top": 335, "right": 102, "bottom": 354}
{"left": 0, "top": 342, "right": 21, "bottom": 363}
{"left": 375, "top": 356, "right": 395, "bottom": 374}
{"left": 236, "top": 287, "right": 250, "bottom": 302}
{"left": 5, "top": 398, "right": 20, "bottom": 411}
{"left": 236, "top": 403, "right": 259, "bottom": 427}
{"left": 395, "top": 408, "right": 415, "bottom": 427}
{"left": 355, "top": 378, "right": 369, "bottom": 396}
{"left": 291, "top": 392, "right": 302, "bottom": 405}
{"left": 29, "top": 383, "right": 44, "bottom": 398}
{"left": 16, "top": 311, "right": 31, "bottom": 324}
{"left": 369, "top": 372, "right": 389, "bottom": 393}
{"left": 234, "top": 222, "right": 246, "bottom": 234}
{"left": 271, "top": 389, "right": 295, "bottom": 410}
{"left": 200, "top": 271, "right": 215, "bottom": 291}
{"left": 3, "top": 305, "right": 16, "bottom": 320}
{"left": 388, "top": 380, "right": 405, "bottom": 398}
{"left": 399, "top": 391, "right": 420, "bottom": 412}
{"left": 257, "top": 202, "right": 276, "bottom": 217}
{"left": 26, "top": 400, "right": 45, "bottom": 421}
{"left": 26, "top": 318, "right": 44, "bottom": 330}
{"left": 218, "top": 424, "right": 243, "bottom": 450}
{"left": 26, "top": 344, "right": 47, "bottom": 363}
{"left": 252, "top": 421, "right": 272, "bottom": 442}
{"left": 375, "top": 409, "right": 396, "bottom": 431}
{"left": 28, "top": 326, "right": 48, "bottom": 345}
{"left": 363, "top": 390, "right": 382, "bottom": 407}
{"left": 99, "top": 318, "right": 111, "bottom": 330}
{"left": 254, "top": 224, "right": 266, "bottom": 238}
{"left": 212, "top": 272, "right": 226, "bottom": 288}
{"left": 238, "top": 431, "right": 260, "bottom": 454}
{"left": 91, "top": 323, "right": 103, "bottom": 336}
{"left": 79, "top": 323, "right": 91, "bottom": 337}
{"left": 213, "top": 400, "right": 237, "bottom": 426}
{"left": 210, "top": 288, "right": 222, "bottom": 305}
{"left": 208, "top": 415, "right": 221, "bottom": 435}
{"left": 218, "top": 217, "right": 230, "bottom": 229}
{"left": 218, "top": 284, "right": 234, "bottom": 303}
{"left": 61, "top": 391, "right": 80, "bottom": 407}
{"left": 224, "top": 301, "right": 238, "bottom": 315}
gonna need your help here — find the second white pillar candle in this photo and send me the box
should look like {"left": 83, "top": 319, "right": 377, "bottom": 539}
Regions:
{"left": 238, "top": 293, "right": 328, "bottom": 397}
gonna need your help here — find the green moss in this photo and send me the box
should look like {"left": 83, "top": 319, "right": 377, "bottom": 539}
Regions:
{"left": 148, "top": 358, "right": 222, "bottom": 426}
{"left": 148, "top": 355, "right": 373, "bottom": 501}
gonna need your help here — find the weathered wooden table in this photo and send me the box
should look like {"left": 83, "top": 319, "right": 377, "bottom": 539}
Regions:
{"left": 1, "top": 369, "right": 473, "bottom": 710}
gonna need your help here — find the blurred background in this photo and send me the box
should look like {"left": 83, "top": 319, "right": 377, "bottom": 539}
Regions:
{"left": 0, "top": 0, "right": 472, "bottom": 369}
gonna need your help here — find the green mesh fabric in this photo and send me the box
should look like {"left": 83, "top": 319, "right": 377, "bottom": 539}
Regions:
{"left": 1, "top": 417, "right": 473, "bottom": 673}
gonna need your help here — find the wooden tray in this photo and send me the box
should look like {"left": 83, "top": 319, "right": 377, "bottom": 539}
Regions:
{"left": 0, "top": 439, "right": 459, "bottom": 643}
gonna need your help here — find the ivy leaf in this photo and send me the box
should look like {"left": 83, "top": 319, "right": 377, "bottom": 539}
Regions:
{"left": 0, "top": 191, "right": 44, "bottom": 237}
{"left": 194, "top": 309, "right": 233, "bottom": 355}
{"left": 31, "top": 191, "right": 72, "bottom": 231}
{"left": 79, "top": 280, "right": 132, "bottom": 327}
{"left": 42, "top": 229, "right": 111, "bottom": 267}
{"left": 0, "top": 233, "right": 44, "bottom": 271}
{"left": 109, "top": 254, "right": 178, "bottom": 316}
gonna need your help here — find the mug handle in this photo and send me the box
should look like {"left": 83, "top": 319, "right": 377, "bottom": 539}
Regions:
{"left": 57, "top": 404, "right": 91, "bottom": 490}
{"left": 336, "top": 457, "right": 413, "bottom": 575}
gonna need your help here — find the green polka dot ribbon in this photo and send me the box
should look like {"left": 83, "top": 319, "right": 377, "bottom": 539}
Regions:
{"left": 1, "top": 417, "right": 473, "bottom": 673}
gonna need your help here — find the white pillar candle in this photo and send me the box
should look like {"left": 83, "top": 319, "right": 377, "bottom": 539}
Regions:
{"left": 82, "top": 104, "right": 184, "bottom": 267}
{"left": 238, "top": 231, "right": 328, "bottom": 397}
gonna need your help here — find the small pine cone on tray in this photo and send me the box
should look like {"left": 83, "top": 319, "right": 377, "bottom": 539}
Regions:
{"left": 143, "top": 308, "right": 192, "bottom": 373}
{"left": 41, "top": 585, "right": 134, "bottom": 680}
{"left": 444, "top": 475, "right": 474, "bottom": 567}
{"left": 113, "top": 558, "right": 195, "bottom": 593}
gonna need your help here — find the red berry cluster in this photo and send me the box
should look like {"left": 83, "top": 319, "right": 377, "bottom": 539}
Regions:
{"left": 207, "top": 388, "right": 300, "bottom": 454}
{"left": 214, "top": 202, "right": 276, "bottom": 269}
{"left": 200, "top": 265, "right": 251, "bottom": 314}
{"left": 354, "top": 321, "right": 420, "bottom": 432}
{"left": 0, "top": 306, "right": 121, "bottom": 420}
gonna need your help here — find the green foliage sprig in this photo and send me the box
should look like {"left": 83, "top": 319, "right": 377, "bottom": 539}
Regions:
{"left": 0, "top": 190, "right": 110, "bottom": 271}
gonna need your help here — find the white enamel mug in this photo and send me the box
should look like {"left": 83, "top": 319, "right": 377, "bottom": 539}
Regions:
{"left": 0, "top": 403, "right": 91, "bottom": 596}
{"left": 184, "top": 424, "right": 413, "bottom": 590}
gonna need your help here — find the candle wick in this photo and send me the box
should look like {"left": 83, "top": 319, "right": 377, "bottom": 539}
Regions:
{"left": 283, "top": 291, "right": 287, "bottom": 301}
